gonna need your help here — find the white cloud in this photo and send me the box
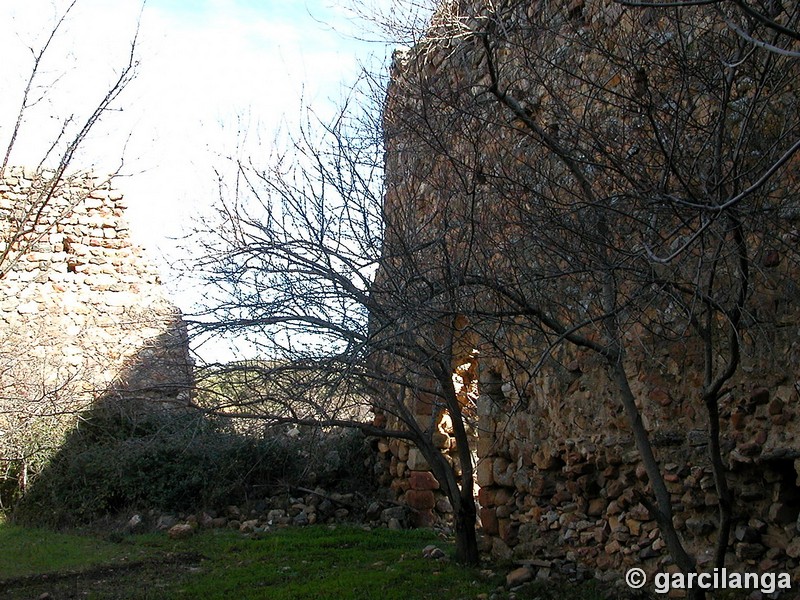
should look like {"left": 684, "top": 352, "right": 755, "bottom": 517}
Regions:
{"left": 116, "top": 1, "right": 382, "bottom": 262}
{"left": 0, "top": 0, "right": 401, "bottom": 361}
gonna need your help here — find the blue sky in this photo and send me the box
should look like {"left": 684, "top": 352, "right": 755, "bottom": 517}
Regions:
{"left": 0, "top": 0, "right": 398, "bottom": 266}
{"left": 0, "top": 0, "right": 424, "bottom": 361}
{"left": 121, "top": 0, "right": 387, "bottom": 245}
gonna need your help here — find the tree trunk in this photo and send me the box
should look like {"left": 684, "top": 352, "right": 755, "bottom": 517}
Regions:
{"left": 705, "top": 392, "right": 733, "bottom": 569}
{"left": 453, "top": 487, "right": 479, "bottom": 566}
{"left": 420, "top": 424, "right": 480, "bottom": 566}
{"left": 611, "top": 361, "right": 696, "bottom": 575}
{"left": 446, "top": 372, "right": 480, "bottom": 566}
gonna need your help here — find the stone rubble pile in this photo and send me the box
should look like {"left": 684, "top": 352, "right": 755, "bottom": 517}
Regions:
{"left": 124, "top": 489, "right": 415, "bottom": 540}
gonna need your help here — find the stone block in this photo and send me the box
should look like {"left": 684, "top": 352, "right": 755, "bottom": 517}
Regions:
{"left": 404, "top": 489, "right": 435, "bottom": 511}
{"left": 493, "top": 457, "right": 515, "bottom": 487}
{"left": 587, "top": 497, "right": 607, "bottom": 517}
{"left": 506, "top": 566, "right": 533, "bottom": 588}
{"left": 239, "top": 519, "right": 259, "bottom": 533}
{"left": 477, "top": 458, "right": 495, "bottom": 487}
{"left": 432, "top": 430, "right": 450, "bottom": 449}
{"left": 499, "top": 518, "right": 518, "bottom": 545}
{"left": 491, "top": 537, "right": 513, "bottom": 562}
{"left": 406, "top": 448, "right": 429, "bottom": 471}
{"left": 408, "top": 470, "right": 439, "bottom": 490}
{"left": 412, "top": 510, "right": 436, "bottom": 527}
{"left": 413, "top": 393, "right": 435, "bottom": 416}
{"left": 480, "top": 507, "right": 499, "bottom": 535}
{"left": 533, "top": 447, "right": 561, "bottom": 470}
{"left": 530, "top": 474, "right": 556, "bottom": 497}
{"left": 168, "top": 523, "right": 194, "bottom": 539}
{"left": 478, "top": 486, "right": 497, "bottom": 507}
{"left": 648, "top": 387, "right": 672, "bottom": 406}
{"left": 477, "top": 435, "right": 496, "bottom": 457}
{"left": 435, "top": 497, "right": 453, "bottom": 513}
{"left": 495, "top": 486, "right": 514, "bottom": 506}
{"left": 768, "top": 398, "right": 784, "bottom": 416}
{"left": 626, "top": 518, "right": 642, "bottom": 536}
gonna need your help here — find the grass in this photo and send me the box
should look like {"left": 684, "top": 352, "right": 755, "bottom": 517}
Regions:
{"left": 171, "top": 527, "right": 487, "bottom": 600}
{"left": 0, "top": 522, "right": 152, "bottom": 578}
{"left": 0, "top": 520, "right": 612, "bottom": 600}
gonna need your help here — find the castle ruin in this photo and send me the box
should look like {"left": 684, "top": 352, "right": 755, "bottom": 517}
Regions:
{"left": 0, "top": 168, "right": 191, "bottom": 491}
{"left": 375, "top": 0, "right": 800, "bottom": 584}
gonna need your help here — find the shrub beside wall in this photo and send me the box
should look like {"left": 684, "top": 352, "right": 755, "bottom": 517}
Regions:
{"left": 14, "top": 402, "right": 377, "bottom": 527}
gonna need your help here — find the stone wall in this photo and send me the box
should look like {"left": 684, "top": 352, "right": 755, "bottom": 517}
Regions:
{"left": 469, "top": 322, "right": 800, "bottom": 572}
{"left": 0, "top": 168, "right": 191, "bottom": 484}
{"left": 373, "top": 354, "right": 480, "bottom": 527}
{"left": 376, "top": 0, "right": 800, "bottom": 589}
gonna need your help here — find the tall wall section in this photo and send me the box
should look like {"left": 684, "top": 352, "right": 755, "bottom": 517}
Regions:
{"left": 0, "top": 168, "right": 192, "bottom": 481}
{"left": 377, "top": 0, "right": 800, "bottom": 586}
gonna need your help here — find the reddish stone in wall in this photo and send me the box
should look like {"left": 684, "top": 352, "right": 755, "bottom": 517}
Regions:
{"left": 412, "top": 509, "right": 436, "bottom": 528}
{"left": 414, "top": 392, "right": 437, "bottom": 416}
{"left": 648, "top": 387, "right": 672, "bottom": 407}
{"left": 499, "top": 519, "right": 518, "bottom": 545}
{"left": 478, "top": 486, "right": 496, "bottom": 507}
{"left": 480, "top": 507, "right": 499, "bottom": 536}
{"left": 405, "top": 489, "right": 436, "bottom": 511}
{"left": 409, "top": 470, "right": 440, "bottom": 491}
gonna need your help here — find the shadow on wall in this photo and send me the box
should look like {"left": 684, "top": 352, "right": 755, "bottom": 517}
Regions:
{"left": 9, "top": 325, "right": 380, "bottom": 528}
{"left": 5, "top": 323, "right": 197, "bottom": 524}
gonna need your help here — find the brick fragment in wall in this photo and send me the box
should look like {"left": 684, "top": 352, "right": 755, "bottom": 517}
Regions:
{"left": 406, "top": 447, "right": 430, "bottom": 471}
{"left": 408, "top": 470, "right": 439, "bottom": 491}
{"left": 404, "top": 489, "right": 436, "bottom": 511}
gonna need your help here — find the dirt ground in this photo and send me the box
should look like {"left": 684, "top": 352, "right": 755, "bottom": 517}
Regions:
{"left": 0, "top": 553, "right": 205, "bottom": 600}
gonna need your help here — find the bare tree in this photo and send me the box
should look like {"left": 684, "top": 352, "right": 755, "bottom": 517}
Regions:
{"left": 190, "top": 0, "right": 799, "bottom": 581}
{"left": 0, "top": 0, "right": 141, "bottom": 505}
{"left": 0, "top": 0, "right": 141, "bottom": 277}
{"left": 379, "top": 0, "right": 799, "bottom": 589}
{"left": 616, "top": 0, "right": 800, "bottom": 57}
{"left": 188, "top": 79, "right": 484, "bottom": 564}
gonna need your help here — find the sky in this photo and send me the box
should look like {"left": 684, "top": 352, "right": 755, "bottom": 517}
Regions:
{"left": 0, "top": 0, "right": 434, "bottom": 362}
{"left": 0, "top": 0, "right": 403, "bottom": 290}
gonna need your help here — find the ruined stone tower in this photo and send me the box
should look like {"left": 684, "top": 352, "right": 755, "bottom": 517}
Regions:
{"left": 376, "top": 0, "right": 800, "bottom": 583}
{"left": 0, "top": 168, "right": 192, "bottom": 485}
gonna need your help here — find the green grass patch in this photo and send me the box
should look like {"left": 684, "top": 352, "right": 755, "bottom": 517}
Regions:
{"left": 164, "top": 527, "right": 484, "bottom": 600}
{"left": 0, "top": 522, "right": 152, "bottom": 578}
{"left": 0, "top": 522, "right": 612, "bottom": 600}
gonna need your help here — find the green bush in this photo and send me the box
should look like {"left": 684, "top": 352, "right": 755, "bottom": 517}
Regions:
{"left": 311, "top": 427, "right": 378, "bottom": 493}
{"left": 12, "top": 403, "right": 333, "bottom": 527}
